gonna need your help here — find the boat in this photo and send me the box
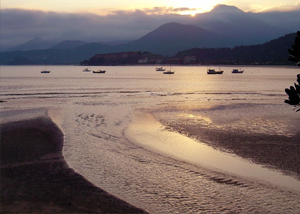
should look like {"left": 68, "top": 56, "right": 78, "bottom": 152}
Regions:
{"left": 41, "top": 65, "right": 50, "bottom": 73}
{"left": 156, "top": 67, "right": 166, "bottom": 71}
{"left": 207, "top": 69, "right": 223, "bottom": 74}
{"left": 163, "top": 65, "right": 175, "bottom": 74}
{"left": 163, "top": 70, "right": 175, "bottom": 74}
{"left": 93, "top": 70, "right": 106, "bottom": 74}
{"left": 232, "top": 69, "right": 244, "bottom": 73}
{"left": 83, "top": 68, "right": 91, "bottom": 72}
{"left": 41, "top": 70, "right": 50, "bottom": 73}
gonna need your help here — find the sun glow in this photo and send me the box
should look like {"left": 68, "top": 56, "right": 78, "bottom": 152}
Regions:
{"left": 172, "top": 0, "right": 222, "bottom": 15}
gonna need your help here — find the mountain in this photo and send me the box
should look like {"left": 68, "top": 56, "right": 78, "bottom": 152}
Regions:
{"left": 175, "top": 32, "right": 297, "bottom": 64}
{"left": 0, "top": 42, "right": 115, "bottom": 65}
{"left": 0, "top": 15, "right": 296, "bottom": 65}
{"left": 193, "top": 4, "right": 290, "bottom": 45}
{"left": 7, "top": 56, "right": 35, "bottom": 65}
{"left": 51, "top": 40, "right": 87, "bottom": 49}
{"left": 105, "top": 40, "right": 133, "bottom": 46}
{"left": 6, "top": 37, "right": 56, "bottom": 52}
{"left": 64, "top": 42, "right": 115, "bottom": 63}
{"left": 255, "top": 10, "right": 300, "bottom": 33}
{"left": 0, "top": 32, "right": 296, "bottom": 65}
{"left": 119, "top": 22, "right": 236, "bottom": 55}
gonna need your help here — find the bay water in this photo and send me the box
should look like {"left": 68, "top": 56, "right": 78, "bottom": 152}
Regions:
{"left": 1, "top": 65, "right": 300, "bottom": 213}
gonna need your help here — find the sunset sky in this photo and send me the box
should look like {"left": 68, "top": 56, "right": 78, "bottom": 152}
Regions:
{"left": 2, "top": 0, "right": 300, "bottom": 15}
{"left": 1, "top": 0, "right": 299, "bottom": 50}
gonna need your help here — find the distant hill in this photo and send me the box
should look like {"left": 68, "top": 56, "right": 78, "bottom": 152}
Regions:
{"left": 0, "top": 42, "right": 115, "bottom": 65}
{"left": 105, "top": 40, "right": 133, "bottom": 46}
{"left": 7, "top": 56, "right": 35, "bottom": 65}
{"left": 82, "top": 32, "right": 297, "bottom": 66}
{"left": 193, "top": 4, "right": 290, "bottom": 46}
{"left": 255, "top": 10, "right": 300, "bottom": 33}
{"left": 6, "top": 37, "right": 56, "bottom": 52}
{"left": 51, "top": 40, "right": 87, "bottom": 49}
{"left": 81, "top": 51, "right": 164, "bottom": 65}
{"left": 119, "top": 22, "right": 236, "bottom": 56}
{"left": 0, "top": 21, "right": 296, "bottom": 65}
{"left": 175, "top": 32, "right": 297, "bottom": 64}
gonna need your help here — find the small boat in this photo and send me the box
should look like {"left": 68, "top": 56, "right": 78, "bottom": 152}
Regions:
{"left": 93, "top": 70, "right": 106, "bottom": 74}
{"left": 207, "top": 69, "right": 223, "bottom": 74}
{"left": 156, "top": 67, "right": 166, "bottom": 71}
{"left": 41, "top": 70, "right": 50, "bottom": 73}
{"left": 41, "top": 65, "right": 50, "bottom": 73}
{"left": 83, "top": 68, "right": 91, "bottom": 72}
{"left": 163, "top": 65, "right": 175, "bottom": 74}
{"left": 232, "top": 69, "right": 244, "bottom": 73}
{"left": 163, "top": 70, "right": 175, "bottom": 74}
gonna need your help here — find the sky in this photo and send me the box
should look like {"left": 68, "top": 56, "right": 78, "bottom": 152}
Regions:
{"left": 1, "top": 0, "right": 300, "bottom": 50}
{"left": 2, "top": 0, "right": 300, "bottom": 14}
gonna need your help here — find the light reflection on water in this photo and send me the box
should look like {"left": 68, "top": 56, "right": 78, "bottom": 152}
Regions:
{"left": 177, "top": 111, "right": 294, "bottom": 137}
{"left": 1, "top": 65, "right": 300, "bottom": 213}
{"left": 126, "top": 112, "right": 300, "bottom": 191}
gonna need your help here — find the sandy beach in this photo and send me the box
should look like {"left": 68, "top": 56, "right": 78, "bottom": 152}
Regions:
{"left": 0, "top": 116, "right": 148, "bottom": 213}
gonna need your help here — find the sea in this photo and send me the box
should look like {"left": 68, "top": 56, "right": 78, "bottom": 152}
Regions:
{"left": 1, "top": 65, "right": 300, "bottom": 213}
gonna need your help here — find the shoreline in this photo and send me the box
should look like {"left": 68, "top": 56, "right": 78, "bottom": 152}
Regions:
{"left": 166, "top": 123, "right": 300, "bottom": 179}
{"left": 0, "top": 116, "right": 147, "bottom": 213}
{"left": 126, "top": 112, "right": 300, "bottom": 191}
{"left": 155, "top": 112, "right": 300, "bottom": 180}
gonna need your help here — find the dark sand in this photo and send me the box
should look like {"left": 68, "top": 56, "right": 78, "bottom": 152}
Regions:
{"left": 0, "top": 117, "right": 147, "bottom": 213}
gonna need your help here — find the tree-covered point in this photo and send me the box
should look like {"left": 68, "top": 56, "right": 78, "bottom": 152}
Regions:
{"left": 285, "top": 31, "right": 300, "bottom": 112}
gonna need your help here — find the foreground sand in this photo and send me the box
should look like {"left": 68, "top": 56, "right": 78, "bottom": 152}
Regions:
{"left": 0, "top": 117, "right": 147, "bottom": 213}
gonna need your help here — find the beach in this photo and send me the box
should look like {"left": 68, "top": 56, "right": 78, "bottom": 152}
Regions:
{"left": 0, "top": 116, "right": 147, "bottom": 213}
{"left": 1, "top": 65, "right": 300, "bottom": 213}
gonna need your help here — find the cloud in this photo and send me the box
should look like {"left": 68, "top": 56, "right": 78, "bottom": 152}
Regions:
{"left": 259, "top": 1, "right": 300, "bottom": 12}
{"left": 137, "top": 7, "right": 199, "bottom": 15}
{"left": 1, "top": 9, "right": 176, "bottom": 47}
{"left": 0, "top": 8, "right": 192, "bottom": 50}
{"left": 0, "top": 6, "right": 298, "bottom": 50}
{"left": 255, "top": 3, "right": 300, "bottom": 31}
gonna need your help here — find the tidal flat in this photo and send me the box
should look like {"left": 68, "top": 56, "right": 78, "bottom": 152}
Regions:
{"left": 1, "top": 65, "right": 300, "bottom": 213}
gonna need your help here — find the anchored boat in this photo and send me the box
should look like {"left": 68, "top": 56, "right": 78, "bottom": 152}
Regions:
{"left": 93, "top": 70, "right": 106, "bottom": 73}
{"left": 83, "top": 68, "right": 91, "bottom": 72}
{"left": 156, "top": 67, "right": 166, "bottom": 71}
{"left": 207, "top": 69, "right": 223, "bottom": 74}
{"left": 232, "top": 69, "right": 244, "bottom": 73}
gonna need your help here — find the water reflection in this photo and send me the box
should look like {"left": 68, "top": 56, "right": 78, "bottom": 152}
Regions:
{"left": 126, "top": 112, "right": 300, "bottom": 191}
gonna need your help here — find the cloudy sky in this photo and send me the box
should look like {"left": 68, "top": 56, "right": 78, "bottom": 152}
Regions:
{"left": 1, "top": 0, "right": 300, "bottom": 50}
{"left": 3, "top": 0, "right": 300, "bottom": 14}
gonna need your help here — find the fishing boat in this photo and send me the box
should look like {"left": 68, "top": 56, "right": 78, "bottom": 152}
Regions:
{"left": 207, "top": 69, "right": 223, "bottom": 74}
{"left": 163, "top": 65, "right": 175, "bottom": 74}
{"left": 232, "top": 69, "right": 244, "bottom": 73}
{"left": 41, "top": 65, "right": 50, "bottom": 73}
{"left": 156, "top": 67, "right": 166, "bottom": 71}
{"left": 93, "top": 70, "right": 106, "bottom": 74}
{"left": 41, "top": 70, "right": 50, "bottom": 73}
{"left": 163, "top": 70, "right": 175, "bottom": 74}
{"left": 83, "top": 68, "right": 91, "bottom": 72}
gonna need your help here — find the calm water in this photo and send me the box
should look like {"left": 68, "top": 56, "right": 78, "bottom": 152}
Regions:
{"left": 1, "top": 65, "right": 300, "bottom": 213}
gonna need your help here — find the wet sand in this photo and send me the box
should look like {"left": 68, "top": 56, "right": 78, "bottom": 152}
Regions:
{"left": 161, "top": 118, "right": 300, "bottom": 180}
{"left": 0, "top": 117, "right": 147, "bottom": 213}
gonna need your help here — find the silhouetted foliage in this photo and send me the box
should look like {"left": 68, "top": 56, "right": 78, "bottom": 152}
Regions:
{"left": 288, "top": 31, "right": 300, "bottom": 66}
{"left": 285, "top": 31, "right": 300, "bottom": 112}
